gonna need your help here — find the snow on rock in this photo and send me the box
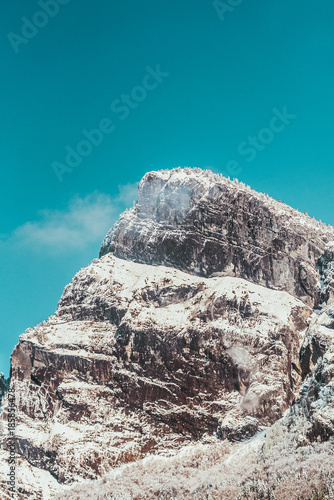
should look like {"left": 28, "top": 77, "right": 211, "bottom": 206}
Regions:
{"left": 0, "top": 449, "right": 58, "bottom": 499}
{"left": 1, "top": 168, "right": 334, "bottom": 499}
{"left": 55, "top": 430, "right": 334, "bottom": 500}
{"left": 318, "top": 241, "right": 334, "bottom": 304}
{"left": 288, "top": 302, "right": 334, "bottom": 442}
{"left": 1, "top": 255, "right": 311, "bottom": 487}
{"left": 100, "top": 168, "right": 334, "bottom": 306}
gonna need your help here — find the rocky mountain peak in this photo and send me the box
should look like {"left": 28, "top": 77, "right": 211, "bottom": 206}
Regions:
{"left": 1, "top": 168, "right": 334, "bottom": 499}
{"left": 101, "top": 167, "right": 334, "bottom": 307}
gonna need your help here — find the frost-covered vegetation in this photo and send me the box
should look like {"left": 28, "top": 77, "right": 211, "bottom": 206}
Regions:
{"left": 2, "top": 167, "right": 334, "bottom": 500}
{"left": 56, "top": 430, "right": 334, "bottom": 500}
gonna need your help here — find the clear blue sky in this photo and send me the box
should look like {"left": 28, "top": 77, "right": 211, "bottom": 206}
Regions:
{"left": 1, "top": 0, "right": 333, "bottom": 376}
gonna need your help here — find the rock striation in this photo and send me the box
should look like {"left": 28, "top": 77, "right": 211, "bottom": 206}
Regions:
{"left": 1, "top": 256, "right": 312, "bottom": 486}
{"left": 101, "top": 168, "right": 334, "bottom": 307}
{"left": 0, "top": 167, "right": 334, "bottom": 499}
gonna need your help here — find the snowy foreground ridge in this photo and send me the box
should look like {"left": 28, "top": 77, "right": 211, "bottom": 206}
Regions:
{"left": 1, "top": 167, "right": 334, "bottom": 499}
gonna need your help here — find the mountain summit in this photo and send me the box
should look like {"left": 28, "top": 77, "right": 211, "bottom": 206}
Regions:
{"left": 101, "top": 168, "right": 334, "bottom": 306}
{"left": 1, "top": 168, "right": 333, "bottom": 499}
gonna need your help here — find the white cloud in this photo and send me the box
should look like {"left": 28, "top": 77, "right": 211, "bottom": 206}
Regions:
{"left": 115, "top": 183, "right": 140, "bottom": 207}
{"left": 3, "top": 184, "right": 138, "bottom": 255}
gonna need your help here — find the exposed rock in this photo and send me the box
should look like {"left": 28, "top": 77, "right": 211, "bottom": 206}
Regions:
{"left": 100, "top": 168, "right": 334, "bottom": 307}
{"left": 1, "top": 167, "right": 334, "bottom": 499}
{"left": 0, "top": 449, "right": 58, "bottom": 499}
{"left": 288, "top": 303, "right": 334, "bottom": 443}
{"left": 1, "top": 255, "right": 311, "bottom": 485}
{"left": 318, "top": 241, "right": 334, "bottom": 304}
{"left": 0, "top": 373, "right": 9, "bottom": 410}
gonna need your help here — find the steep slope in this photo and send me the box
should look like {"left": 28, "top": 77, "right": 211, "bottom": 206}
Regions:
{"left": 56, "top": 433, "right": 334, "bottom": 500}
{"left": 1, "top": 255, "right": 311, "bottom": 487}
{"left": 1, "top": 168, "right": 333, "bottom": 499}
{"left": 101, "top": 168, "right": 334, "bottom": 306}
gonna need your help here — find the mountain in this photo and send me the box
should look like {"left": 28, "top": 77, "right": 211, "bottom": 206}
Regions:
{"left": 100, "top": 168, "right": 334, "bottom": 306}
{"left": 1, "top": 168, "right": 333, "bottom": 499}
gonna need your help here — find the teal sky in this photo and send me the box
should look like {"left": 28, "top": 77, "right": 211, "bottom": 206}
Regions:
{"left": 0, "top": 0, "right": 333, "bottom": 376}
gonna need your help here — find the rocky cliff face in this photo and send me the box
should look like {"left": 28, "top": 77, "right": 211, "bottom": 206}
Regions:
{"left": 1, "top": 168, "right": 334, "bottom": 499}
{"left": 0, "top": 256, "right": 312, "bottom": 485}
{"left": 318, "top": 241, "right": 334, "bottom": 304}
{"left": 101, "top": 168, "right": 334, "bottom": 307}
{"left": 290, "top": 302, "right": 334, "bottom": 443}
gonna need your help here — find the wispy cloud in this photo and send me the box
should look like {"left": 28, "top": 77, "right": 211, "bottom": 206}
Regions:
{"left": 1, "top": 184, "right": 138, "bottom": 255}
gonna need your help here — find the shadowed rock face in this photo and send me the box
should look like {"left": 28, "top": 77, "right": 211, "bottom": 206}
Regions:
{"left": 1, "top": 168, "right": 334, "bottom": 497}
{"left": 292, "top": 303, "right": 334, "bottom": 443}
{"left": 100, "top": 169, "right": 334, "bottom": 307}
{"left": 1, "top": 256, "right": 312, "bottom": 483}
{"left": 318, "top": 242, "right": 334, "bottom": 304}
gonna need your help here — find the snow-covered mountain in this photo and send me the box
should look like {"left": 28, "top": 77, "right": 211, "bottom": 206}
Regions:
{"left": 1, "top": 168, "right": 333, "bottom": 499}
{"left": 101, "top": 168, "right": 334, "bottom": 306}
